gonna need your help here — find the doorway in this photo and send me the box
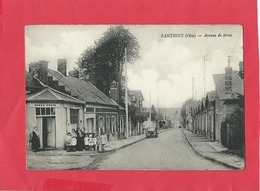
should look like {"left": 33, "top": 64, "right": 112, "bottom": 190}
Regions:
{"left": 86, "top": 118, "right": 94, "bottom": 132}
{"left": 42, "top": 117, "right": 56, "bottom": 148}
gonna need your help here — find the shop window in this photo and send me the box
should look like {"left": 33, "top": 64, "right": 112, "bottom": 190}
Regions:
{"left": 99, "top": 117, "right": 105, "bottom": 134}
{"left": 70, "top": 109, "right": 79, "bottom": 124}
{"left": 46, "top": 108, "right": 50, "bottom": 115}
{"left": 112, "top": 116, "right": 116, "bottom": 133}
{"left": 51, "top": 108, "right": 55, "bottom": 115}
{"left": 99, "top": 117, "right": 104, "bottom": 127}
{"left": 107, "top": 117, "right": 110, "bottom": 128}
{"left": 35, "top": 107, "right": 55, "bottom": 116}
{"left": 41, "top": 108, "right": 45, "bottom": 115}
{"left": 36, "top": 108, "right": 40, "bottom": 115}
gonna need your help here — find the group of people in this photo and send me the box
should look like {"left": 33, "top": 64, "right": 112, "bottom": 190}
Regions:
{"left": 65, "top": 129, "right": 107, "bottom": 152}
{"left": 30, "top": 126, "right": 108, "bottom": 152}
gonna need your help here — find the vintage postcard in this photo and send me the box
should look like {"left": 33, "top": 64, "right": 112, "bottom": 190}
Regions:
{"left": 25, "top": 25, "right": 244, "bottom": 170}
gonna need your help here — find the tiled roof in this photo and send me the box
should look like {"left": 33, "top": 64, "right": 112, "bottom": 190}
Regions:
{"left": 27, "top": 87, "right": 85, "bottom": 105}
{"left": 48, "top": 69, "right": 118, "bottom": 107}
{"left": 66, "top": 77, "right": 117, "bottom": 106}
{"left": 213, "top": 71, "right": 243, "bottom": 100}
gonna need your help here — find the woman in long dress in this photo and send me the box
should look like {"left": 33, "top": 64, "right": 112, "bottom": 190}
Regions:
{"left": 31, "top": 126, "right": 40, "bottom": 152}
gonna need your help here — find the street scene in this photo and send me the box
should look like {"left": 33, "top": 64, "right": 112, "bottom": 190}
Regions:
{"left": 25, "top": 25, "right": 244, "bottom": 170}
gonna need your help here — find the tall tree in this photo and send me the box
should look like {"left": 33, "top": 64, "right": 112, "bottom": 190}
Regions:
{"left": 180, "top": 98, "right": 193, "bottom": 127}
{"left": 71, "top": 26, "right": 140, "bottom": 106}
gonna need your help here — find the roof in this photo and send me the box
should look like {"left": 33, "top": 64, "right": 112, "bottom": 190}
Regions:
{"left": 213, "top": 71, "right": 244, "bottom": 100}
{"left": 26, "top": 71, "right": 43, "bottom": 89}
{"left": 129, "top": 90, "right": 144, "bottom": 101}
{"left": 206, "top": 91, "right": 217, "bottom": 102}
{"left": 26, "top": 87, "right": 85, "bottom": 105}
{"left": 48, "top": 69, "right": 118, "bottom": 107}
{"left": 111, "top": 99, "right": 125, "bottom": 110}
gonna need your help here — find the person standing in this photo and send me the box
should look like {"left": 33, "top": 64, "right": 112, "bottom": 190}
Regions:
{"left": 88, "top": 134, "right": 94, "bottom": 151}
{"left": 84, "top": 134, "right": 89, "bottom": 151}
{"left": 75, "top": 127, "right": 80, "bottom": 151}
{"left": 31, "top": 126, "right": 40, "bottom": 152}
{"left": 101, "top": 133, "right": 107, "bottom": 151}
{"left": 65, "top": 132, "right": 72, "bottom": 152}
{"left": 77, "top": 130, "right": 84, "bottom": 151}
{"left": 71, "top": 129, "right": 77, "bottom": 152}
{"left": 93, "top": 135, "right": 97, "bottom": 151}
{"left": 96, "top": 134, "right": 101, "bottom": 151}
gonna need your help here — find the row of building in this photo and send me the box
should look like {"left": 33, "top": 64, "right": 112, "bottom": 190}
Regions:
{"left": 26, "top": 59, "right": 145, "bottom": 150}
{"left": 185, "top": 58, "right": 244, "bottom": 151}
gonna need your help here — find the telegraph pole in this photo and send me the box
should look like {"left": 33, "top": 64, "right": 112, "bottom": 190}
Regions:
{"left": 149, "top": 91, "right": 152, "bottom": 121}
{"left": 192, "top": 77, "right": 194, "bottom": 100}
{"left": 125, "top": 47, "right": 129, "bottom": 138}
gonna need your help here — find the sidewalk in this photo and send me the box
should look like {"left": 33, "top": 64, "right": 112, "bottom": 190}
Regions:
{"left": 182, "top": 129, "right": 245, "bottom": 169}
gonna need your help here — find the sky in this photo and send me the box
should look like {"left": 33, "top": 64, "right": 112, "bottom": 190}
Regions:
{"left": 25, "top": 25, "right": 243, "bottom": 108}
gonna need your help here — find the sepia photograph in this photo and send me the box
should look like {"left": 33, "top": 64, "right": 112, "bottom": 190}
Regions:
{"left": 25, "top": 25, "right": 244, "bottom": 170}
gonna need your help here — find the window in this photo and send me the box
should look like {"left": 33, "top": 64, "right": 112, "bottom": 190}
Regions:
{"left": 112, "top": 116, "right": 116, "bottom": 133}
{"left": 99, "top": 117, "right": 104, "bottom": 127}
{"left": 70, "top": 109, "right": 79, "bottom": 124}
{"left": 99, "top": 117, "right": 105, "bottom": 134}
{"left": 36, "top": 107, "right": 55, "bottom": 116}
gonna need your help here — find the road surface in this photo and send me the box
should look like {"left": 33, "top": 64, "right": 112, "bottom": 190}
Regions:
{"left": 86, "top": 128, "right": 229, "bottom": 170}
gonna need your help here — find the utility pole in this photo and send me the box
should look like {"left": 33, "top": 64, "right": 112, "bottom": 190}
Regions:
{"left": 125, "top": 47, "right": 129, "bottom": 138}
{"left": 149, "top": 91, "right": 152, "bottom": 121}
{"left": 192, "top": 77, "right": 194, "bottom": 100}
{"left": 157, "top": 96, "right": 159, "bottom": 121}
{"left": 202, "top": 55, "right": 207, "bottom": 97}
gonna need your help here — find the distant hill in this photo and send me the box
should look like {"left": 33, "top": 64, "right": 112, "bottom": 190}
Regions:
{"left": 156, "top": 107, "right": 181, "bottom": 122}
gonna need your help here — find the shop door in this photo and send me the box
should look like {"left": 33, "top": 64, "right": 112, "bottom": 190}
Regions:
{"left": 42, "top": 117, "right": 56, "bottom": 148}
{"left": 86, "top": 118, "right": 94, "bottom": 133}
{"left": 36, "top": 117, "right": 43, "bottom": 148}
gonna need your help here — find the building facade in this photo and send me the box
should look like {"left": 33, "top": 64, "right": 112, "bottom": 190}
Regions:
{"left": 26, "top": 59, "right": 126, "bottom": 150}
{"left": 188, "top": 59, "right": 244, "bottom": 150}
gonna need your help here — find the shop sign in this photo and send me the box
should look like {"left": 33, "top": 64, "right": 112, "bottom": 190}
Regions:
{"left": 30, "top": 103, "right": 61, "bottom": 107}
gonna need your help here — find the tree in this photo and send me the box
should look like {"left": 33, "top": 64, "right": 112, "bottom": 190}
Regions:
{"left": 71, "top": 26, "right": 140, "bottom": 106}
{"left": 68, "top": 67, "right": 79, "bottom": 78}
{"left": 129, "top": 104, "right": 149, "bottom": 130}
{"left": 180, "top": 98, "right": 193, "bottom": 127}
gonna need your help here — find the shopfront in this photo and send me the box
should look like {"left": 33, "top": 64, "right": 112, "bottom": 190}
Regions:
{"left": 26, "top": 88, "right": 85, "bottom": 149}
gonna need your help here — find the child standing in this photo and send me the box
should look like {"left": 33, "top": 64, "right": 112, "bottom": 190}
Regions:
{"left": 88, "top": 134, "right": 95, "bottom": 151}
{"left": 65, "top": 132, "right": 72, "bottom": 152}
{"left": 101, "top": 133, "right": 107, "bottom": 151}
{"left": 71, "top": 129, "right": 77, "bottom": 152}
{"left": 96, "top": 134, "right": 101, "bottom": 151}
{"left": 84, "top": 134, "right": 89, "bottom": 151}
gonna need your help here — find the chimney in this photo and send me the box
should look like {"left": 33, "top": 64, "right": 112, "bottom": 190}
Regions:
{"left": 225, "top": 56, "right": 232, "bottom": 95}
{"left": 109, "top": 80, "right": 119, "bottom": 103}
{"left": 57, "top": 59, "right": 67, "bottom": 76}
{"left": 29, "top": 60, "right": 48, "bottom": 84}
